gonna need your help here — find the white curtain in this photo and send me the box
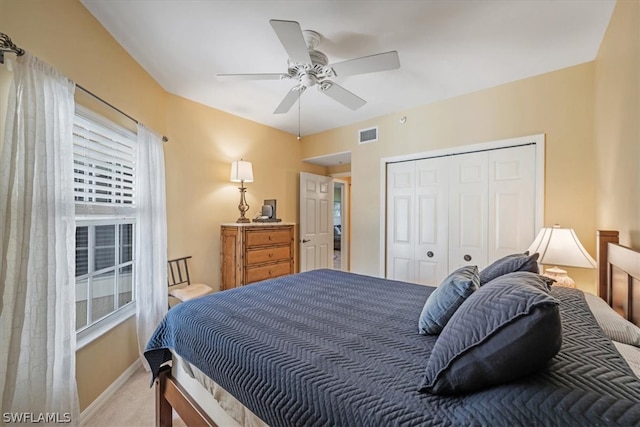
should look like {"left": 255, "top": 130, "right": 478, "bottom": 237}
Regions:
{"left": 0, "top": 53, "right": 79, "bottom": 423}
{"left": 135, "top": 124, "right": 168, "bottom": 369}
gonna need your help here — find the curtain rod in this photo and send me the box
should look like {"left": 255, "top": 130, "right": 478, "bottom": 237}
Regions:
{"left": 76, "top": 85, "right": 168, "bottom": 142}
{"left": 0, "top": 31, "right": 168, "bottom": 143}
{"left": 0, "top": 32, "right": 25, "bottom": 64}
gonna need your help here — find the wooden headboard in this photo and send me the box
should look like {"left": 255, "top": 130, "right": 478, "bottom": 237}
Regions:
{"left": 597, "top": 230, "right": 640, "bottom": 327}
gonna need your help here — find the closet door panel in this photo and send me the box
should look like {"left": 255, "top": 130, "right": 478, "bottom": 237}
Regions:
{"left": 449, "top": 152, "right": 489, "bottom": 270}
{"left": 488, "top": 145, "right": 536, "bottom": 262}
{"left": 386, "top": 162, "right": 415, "bottom": 282}
{"left": 415, "top": 157, "right": 449, "bottom": 286}
{"left": 386, "top": 142, "right": 539, "bottom": 285}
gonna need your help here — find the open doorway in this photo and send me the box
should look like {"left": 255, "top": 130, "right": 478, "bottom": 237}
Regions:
{"left": 301, "top": 151, "right": 351, "bottom": 272}
{"left": 333, "top": 179, "right": 349, "bottom": 271}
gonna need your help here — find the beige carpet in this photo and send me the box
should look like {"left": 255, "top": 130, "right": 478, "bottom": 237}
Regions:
{"left": 83, "top": 366, "right": 186, "bottom": 427}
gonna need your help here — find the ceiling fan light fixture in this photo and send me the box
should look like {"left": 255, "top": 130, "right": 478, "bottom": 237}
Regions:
{"left": 300, "top": 73, "right": 317, "bottom": 88}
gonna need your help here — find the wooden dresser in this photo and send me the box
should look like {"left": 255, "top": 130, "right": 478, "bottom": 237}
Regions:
{"left": 220, "top": 223, "right": 295, "bottom": 290}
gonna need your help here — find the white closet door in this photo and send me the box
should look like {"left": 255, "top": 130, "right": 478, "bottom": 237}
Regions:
{"left": 448, "top": 151, "right": 489, "bottom": 270}
{"left": 488, "top": 145, "right": 536, "bottom": 262}
{"left": 386, "top": 161, "right": 415, "bottom": 282}
{"left": 414, "top": 157, "right": 449, "bottom": 285}
{"left": 385, "top": 142, "right": 539, "bottom": 283}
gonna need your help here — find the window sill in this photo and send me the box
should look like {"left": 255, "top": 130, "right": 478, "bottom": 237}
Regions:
{"left": 76, "top": 303, "right": 136, "bottom": 351}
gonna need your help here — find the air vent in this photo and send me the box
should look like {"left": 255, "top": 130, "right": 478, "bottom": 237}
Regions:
{"left": 358, "top": 126, "right": 378, "bottom": 144}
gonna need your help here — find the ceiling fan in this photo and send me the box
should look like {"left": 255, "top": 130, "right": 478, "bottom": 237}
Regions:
{"left": 217, "top": 19, "right": 400, "bottom": 114}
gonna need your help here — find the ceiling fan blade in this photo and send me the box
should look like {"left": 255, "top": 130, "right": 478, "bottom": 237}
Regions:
{"left": 318, "top": 82, "right": 366, "bottom": 111}
{"left": 274, "top": 86, "right": 306, "bottom": 114}
{"left": 330, "top": 51, "right": 400, "bottom": 77}
{"left": 217, "top": 73, "right": 288, "bottom": 81}
{"left": 270, "top": 19, "right": 312, "bottom": 65}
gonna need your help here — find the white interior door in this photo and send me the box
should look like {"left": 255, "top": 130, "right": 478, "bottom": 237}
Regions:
{"left": 448, "top": 151, "right": 489, "bottom": 270}
{"left": 386, "top": 161, "right": 415, "bottom": 282}
{"left": 414, "top": 157, "right": 449, "bottom": 285}
{"left": 300, "top": 172, "right": 333, "bottom": 272}
{"left": 386, "top": 158, "right": 448, "bottom": 286}
{"left": 384, "top": 137, "right": 542, "bottom": 283}
{"left": 488, "top": 145, "right": 536, "bottom": 261}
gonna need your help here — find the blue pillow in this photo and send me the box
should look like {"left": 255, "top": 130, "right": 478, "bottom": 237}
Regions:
{"left": 419, "top": 272, "right": 561, "bottom": 395}
{"left": 479, "top": 252, "right": 539, "bottom": 285}
{"left": 418, "top": 265, "right": 479, "bottom": 335}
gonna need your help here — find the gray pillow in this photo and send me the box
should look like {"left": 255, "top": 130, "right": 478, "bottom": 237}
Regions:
{"left": 584, "top": 292, "right": 640, "bottom": 347}
{"left": 613, "top": 341, "right": 640, "bottom": 378}
{"left": 418, "top": 265, "right": 479, "bottom": 335}
{"left": 479, "top": 252, "right": 539, "bottom": 285}
{"left": 419, "top": 272, "right": 561, "bottom": 395}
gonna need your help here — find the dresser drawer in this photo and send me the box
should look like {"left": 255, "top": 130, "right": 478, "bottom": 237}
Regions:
{"left": 246, "top": 246, "right": 291, "bottom": 265}
{"left": 245, "top": 228, "right": 291, "bottom": 247}
{"left": 245, "top": 261, "right": 291, "bottom": 283}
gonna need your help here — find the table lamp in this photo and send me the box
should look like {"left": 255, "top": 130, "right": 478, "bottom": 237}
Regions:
{"left": 230, "top": 159, "right": 253, "bottom": 223}
{"left": 527, "top": 225, "right": 597, "bottom": 288}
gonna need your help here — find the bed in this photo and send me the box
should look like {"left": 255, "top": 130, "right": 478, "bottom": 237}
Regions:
{"left": 145, "top": 230, "right": 640, "bottom": 426}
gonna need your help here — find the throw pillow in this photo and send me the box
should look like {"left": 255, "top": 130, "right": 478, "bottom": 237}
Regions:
{"left": 613, "top": 341, "right": 640, "bottom": 378}
{"left": 418, "top": 265, "right": 479, "bottom": 335}
{"left": 479, "top": 252, "right": 539, "bottom": 285}
{"left": 419, "top": 272, "right": 561, "bottom": 395}
{"left": 584, "top": 291, "right": 640, "bottom": 348}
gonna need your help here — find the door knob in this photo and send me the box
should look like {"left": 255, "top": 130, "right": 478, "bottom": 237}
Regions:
{"left": 302, "top": 239, "right": 310, "bottom": 243}
{"left": 464, "top": 254, "right": 472, "bottom": 262}
{"left": 427, "top": 251, "right": 434, "bottom": 258}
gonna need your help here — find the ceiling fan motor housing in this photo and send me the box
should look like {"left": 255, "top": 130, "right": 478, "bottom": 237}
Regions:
{"left": 288, "top": 50, "right": 332, "bottom": 87}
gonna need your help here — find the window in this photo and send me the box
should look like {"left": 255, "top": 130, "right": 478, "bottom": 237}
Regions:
{"left": 73, "top": 106, "right": 137, "bottom": 346}
{"left": 75, "top": 221, "right": 134, "bottom": 330}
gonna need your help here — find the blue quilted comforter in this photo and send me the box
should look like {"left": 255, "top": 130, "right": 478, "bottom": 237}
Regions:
{"left": 145, "top": 269, "right": 640, "bottom": 426}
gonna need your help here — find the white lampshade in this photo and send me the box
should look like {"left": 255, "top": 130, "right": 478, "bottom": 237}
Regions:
{"left": 230, "top": 160, "right": 253, "bottom": 183}
{"left": 527, "top": 225, "right": 596, "bottom": 269}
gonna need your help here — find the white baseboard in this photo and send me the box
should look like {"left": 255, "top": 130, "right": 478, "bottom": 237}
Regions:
{"left": 79, "top": 358, "right": 143, "bottom": 425}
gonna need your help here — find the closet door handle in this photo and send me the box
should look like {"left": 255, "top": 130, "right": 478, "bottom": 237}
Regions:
{"left": 302, "top": 239, "right": 310, "bottom": 243}
{"left": 427, "top": 251, "right": 434, "bottom": 258}
{"left": 464, "top": 254, "right": 472, "bottom": 262}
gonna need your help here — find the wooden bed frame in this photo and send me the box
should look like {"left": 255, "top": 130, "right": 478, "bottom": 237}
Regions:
{"left": 155, "top": 229, "right": 640, "bottom": 427}
{"left": 596, "top": 230, "right": 640, "bottom": 325}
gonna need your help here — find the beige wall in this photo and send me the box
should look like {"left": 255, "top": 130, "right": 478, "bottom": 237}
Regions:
{"left": 594, "top": 0, "right": 640, "bottom": 247}
{"left": 302, "top": 62, "right": 598, "bottom": 291}
{"left": 164, "top": 94, "right": 325, "bottom": 288}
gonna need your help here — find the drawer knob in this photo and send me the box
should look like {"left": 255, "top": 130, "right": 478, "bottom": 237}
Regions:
{"left": 268, "top": 252, "right": 273, "bottom": 258}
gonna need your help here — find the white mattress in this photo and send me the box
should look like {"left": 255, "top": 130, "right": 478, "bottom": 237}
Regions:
{"left": 172, "top": 353, "right": 268, "bottom": 427}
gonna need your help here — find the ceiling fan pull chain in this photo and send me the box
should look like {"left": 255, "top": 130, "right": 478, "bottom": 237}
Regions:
{"left": 297, "top": 92, "right": 302, "bottom": 140}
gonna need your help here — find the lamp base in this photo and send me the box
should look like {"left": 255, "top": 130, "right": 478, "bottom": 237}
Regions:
{"left": 543, "top": 266, "right": 576, "bottom": 288}
{"left": 236, "top": 183, "right": 250, "bottom": 224}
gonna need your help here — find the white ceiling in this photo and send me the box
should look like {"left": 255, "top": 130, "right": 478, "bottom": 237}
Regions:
{"left": 81, "top": 0, "right": 615, "bottom": 137}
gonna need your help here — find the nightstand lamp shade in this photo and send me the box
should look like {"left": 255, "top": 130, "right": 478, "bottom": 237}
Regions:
{"left": 230, "top": 160, "right": 253, "bottom": 183}
{"left": 527, "top": 225, "right": 597, "bottom": 288}
{"left": 230, "top": 160, "right": 253, "bottom": 223}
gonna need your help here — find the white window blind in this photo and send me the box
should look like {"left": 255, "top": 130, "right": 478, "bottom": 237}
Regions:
{"left": 73, "top": 106, "right": 137, "bottom": 211}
